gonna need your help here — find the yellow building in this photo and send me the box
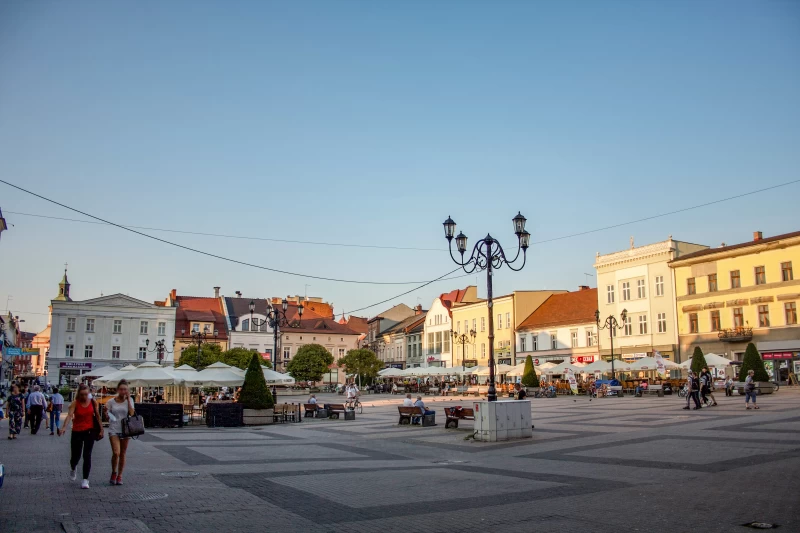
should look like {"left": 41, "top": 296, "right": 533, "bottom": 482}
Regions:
{"left": 450, "top": 290, "right": 563, "bottom": 367}
{"left": 670, "top": 230, "right": 800, "bottom": 381}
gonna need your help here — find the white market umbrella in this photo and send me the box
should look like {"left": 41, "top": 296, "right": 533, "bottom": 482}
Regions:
{"left": 457, "top": 365, "right": 489, "bottom": 375}
{"left": 83, "top": 365, "right": 121, "bottom": 378}
{"left": 473, "top": 363, "right": 514, "bottom": 376}
{"left": 545, "top": 362, "right": 585, "bottom": 375}
{"left": 194, "top": 362, "right": 246, "bottom": 387}
{"left": 93, "top": 365, "right": 137, "bottom": 387}
{"left": 261, "top": 366, "right": 295, "bottom": 385}
{"left": 122, "top": 362, "right": 186, "bottom": 387}
{"left": 378, "top": 368, "right": 405, "bottom": 378}
{"left": 679, "top": 353, "right": 733, "bottom": 369}
{"left": 537, "top": 362, "right": 557, "bottom": 370}
{"left": 506, "top": 363, "right": 542, "bottom": 377}
{"left": 629, "top": 356, "right": 681, "bottom": 372}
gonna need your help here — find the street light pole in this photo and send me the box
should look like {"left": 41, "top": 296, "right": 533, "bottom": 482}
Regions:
{"left": 443, "top": 213, "right": 530, "bottom": 402}
{"left": 595, "top": 308, "right": 627, "bottom": 377}
{"left": 182, "top": 326, "right": 219, "bottom": 362}
{"left": 452, "top": 329, "right": 476, "bottom": 369}
{"left": 146, "top": 338, "right": 175, "bottom": 366}
{"left": 250, "top": 299, "right": 303, "bottom": 372}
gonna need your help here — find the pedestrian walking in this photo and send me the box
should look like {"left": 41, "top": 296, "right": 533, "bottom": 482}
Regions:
{"left": 105, "top": 380, "right": 136, "bottom": 486}
{"left": 700, "top": 368, "right": 718, "bottom": 407}
{"left": 58, "top": 384, "right": 103, "bottom": 489}
{"left": 4, "top": 384, "right": 25, "bottom": 439}
{"left": 683, "top": 371, "right": 702, "bottom": 410}
{"left": 744, "top": 370, "right": 759, "bottom": 410}
{"left": 49, "top": 387, "right": 65, "bottom": 436}
{"left": 26, "top": 385, "right": 47, "bottom": 434}
{"left": 22, "top": 386, "right": 30, "bottom": 429}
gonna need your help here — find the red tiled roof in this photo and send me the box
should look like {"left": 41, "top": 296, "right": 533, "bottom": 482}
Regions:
{"left": 175, "top": 296, "right": 229, "bottom": 340}
{"left": 518, "top": 288, "right": 598, "bottom": 330}
{"left": 670, "top": 230, "right": 800, "bottom": 263}
{"left": 345, "top": 316, "right": 369, "bottom": 334}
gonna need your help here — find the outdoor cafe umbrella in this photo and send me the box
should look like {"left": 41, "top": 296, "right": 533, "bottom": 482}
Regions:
{"left": 378, "top": 368, "right": 405, "bottom": 378}
{"left": 679, "top": 353, "right": 733, "bottom": 369}
{"left": 581, "top": 360, "right": 627, "bottom": 373}
{"left": 545, "top": 361, "right": 586, "bottom": 375}
{"left": 194, "top": 362, "right": 245, "bottom": 387}
{"left": 473, "top": 363, "right": 514, "bottom": 376}
{"left": 457, "top": 365, "right": 489, "bottom": 375}
{"left": 82, "top": 365, "right": 121, "bottom": 378}
{"left": 629, "top": 356, "right": 681, "bottom": 372}
{"left": 119, "top": 361, "right": 186, "bottom": 387}
{"left": 506, "top": 362, "right": 542, "bottom": 377}
{"left": 262, "top": 366, "right": 295, "bottom": 385}
{"left": 93, "top": 364, "right": 137, "bottom": 387}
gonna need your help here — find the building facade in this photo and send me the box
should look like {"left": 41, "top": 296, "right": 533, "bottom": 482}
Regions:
{"left": 594, "top": 237, "right": 709, "bottom": 363}
{"left": 670, "top": 230, "right": 800, "bottom": 381}
{"left": 223, "top": 297, "right": 276, "bottom": 364}
{"left": 422, "top": 286, "right": 479, "bottom": 368}
{"left": 516, "top": 287, "right": 599, "bottom": 365}
{"left": 366, "top": 303, "right": 416, "bottom": 367}
{"left": 382, "top": 313, "right": 426, "bottom": 369}
{"left": 161, "top": 289, "right": 229, "bottom": 359}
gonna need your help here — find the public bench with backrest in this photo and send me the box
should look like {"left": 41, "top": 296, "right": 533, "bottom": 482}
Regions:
{"left": 303, "top": 403, "right": 318, "bottom": 417}
{"left": 327, "top": 404, "right": 347, "bottom": 419}
{"left": 644, "top": 384, "right": 664, "bottom": 397}
{"left": 397, "top": 406, "right": 423, "bottom": 425}
{"left": 444, "top": 407, "right": 475, "bottom": 429}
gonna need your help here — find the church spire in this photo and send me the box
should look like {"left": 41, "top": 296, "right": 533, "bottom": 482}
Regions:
{"left": 54, "top": 263, "right": 72, "bottom": 301}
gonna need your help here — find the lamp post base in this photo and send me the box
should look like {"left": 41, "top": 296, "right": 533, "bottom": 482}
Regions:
{"left": 488, "top": 385, "right": 497, "bottom": 402}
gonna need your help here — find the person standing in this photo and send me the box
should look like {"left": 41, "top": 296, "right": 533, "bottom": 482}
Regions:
{"left": 22, "top": 386, "right": 30, "bottom": 429}
{"left": 58, "top": 384, "right": 103, "bottom": 489}
{"left": 700, "top": 367, "right": 718, "bottom": 406}
{"left": 49, "top": 387, "right": 65, "bottom": 436}
{"left": 683, "top": 371, "right": 702, "bottom": 410}
{"left": 744, "top": 369, "right": 759, "bottom": 410}
{"left": 105, "top": 380, "right": 136, "bottom": 486}
{"left": 26, "top": 385, "right": 47, "bottom": 434}
{"left": 5, "top": 384, "right": 25, "bottom": 439}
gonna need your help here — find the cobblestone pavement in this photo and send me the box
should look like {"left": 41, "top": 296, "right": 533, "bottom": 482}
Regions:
{"left": 2, "top": 389, "right": 800, "bottom": 532}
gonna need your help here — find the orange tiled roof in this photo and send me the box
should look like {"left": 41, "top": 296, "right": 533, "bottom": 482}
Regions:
{"left": 175, "top": 296, "right": 229, "bottom": 340}
{"left": 518, "top": 288, "right": 598, "bottom": 330}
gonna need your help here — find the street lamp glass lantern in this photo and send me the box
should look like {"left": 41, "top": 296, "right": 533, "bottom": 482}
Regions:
{"left": 282, "top": 298, "right": 289, "bottom": 312}
{"left": 595, "top": 309, "right": 600, "bottom": 324}
{"left": 249, "top": 300, "right": 255, "bottom": 313}
{"left": 443, "top": 216, "right": 456, "bottom": 240}
{"left": 213, "top": 329, "right": 219, "bottom": 337}
{"left": 519, "top": 230, "right": 530, "bottom": 249}
{"left": 455, "top": 232, "right": 468, "bottom": 254}
{"left": 298, "top": 304, "right": 304, "bottom": 317}
{"left": 512, "top": 212, "right": 527, "bottom": 235}
{"left": 145, "top": 339, "right": 150, "bottom": 347}
{"left": 181, "top": 328, "right": 186, "bottom": 335}
{"left": 620, "top": 309, "right": 627, "bottom": 323}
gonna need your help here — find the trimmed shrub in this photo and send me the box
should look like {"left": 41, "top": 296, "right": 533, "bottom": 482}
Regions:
{"left": 238, "top": 352, "right": 274, "bottom": 410}
{"left": 689, "top": 346, "right": 709, "bottom": 375}
{"left": 738, "top": 342, "right": 770, "bottom": 382}
{"left": 521, "top": 355, "right": 540, "bottom": 388}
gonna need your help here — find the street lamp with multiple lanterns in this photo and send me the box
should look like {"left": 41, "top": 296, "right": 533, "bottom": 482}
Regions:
{"left": 249, "top": 298, "right": 303, "bottom": 371}
{"left": 595, "top": 308, "right": 627, "bottom": 377}
{"left": 443, "top": 212, "right": 530, "bottom": 402}
{"left": 182, "top": 325, "right": 218, "bottom": 359}
{"left": 452, "top": 328, "right": 476, "bottom": 369}
{"left": 145, "top": 338, "right": 176, "bottom": 365}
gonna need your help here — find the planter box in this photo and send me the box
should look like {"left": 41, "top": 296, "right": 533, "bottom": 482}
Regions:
{"left": 243, "top": 408, "right": 274, "bottom": 425}
{"left": 206, "top": 403, "right": 243, "bottom": 427}
{"left": 734, "top": 382, "right": 776, "bottom": 395}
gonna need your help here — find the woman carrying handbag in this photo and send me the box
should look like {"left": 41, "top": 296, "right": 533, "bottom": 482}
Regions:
{"left": 105, "top": 379, "right": 137, "bottom": 486}
{"left": 58, "top": 384, "right": 103, "bottom": 489}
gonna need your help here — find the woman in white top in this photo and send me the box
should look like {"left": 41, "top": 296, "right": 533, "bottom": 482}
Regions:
{"left": 106, "top": 379, "right": 135, "bottom": 486}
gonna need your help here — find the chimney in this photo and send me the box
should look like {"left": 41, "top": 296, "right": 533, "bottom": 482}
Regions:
{"left": 578, "top": 285, "right": 590, "bottom": 291}
{"left": 170, "top": 289, "right": 177, "bottom": 300}
{"left": 415, "top": 304, "right": 423, "bottom": 315}
{"left": 753, "top": 231, "right": 763, "bottom": 241}
{"left": 235, "top": 291, "right": 242, "bottom": 298}
{"left": 214, "top": 286, "right": 221, "bottom": 298}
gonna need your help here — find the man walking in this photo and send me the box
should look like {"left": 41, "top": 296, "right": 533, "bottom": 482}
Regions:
{"left": 744, "top": 369, "right": 759, "bottom": 410}
{"left": 26, "top": 385, "right": 47, "bottom": 434}
{"left": 49, "top": 386, "right": 64, "bottom": 435}
{"left": 700, "top": 367, "right": 718, "bottom": 406}
{"left": 22, "top": 386, "right": 30, "bottom": 428}
{"left": 683, "top": 371, "right": 701, "bottom": 410}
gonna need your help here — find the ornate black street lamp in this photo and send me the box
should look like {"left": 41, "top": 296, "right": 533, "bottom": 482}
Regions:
{"left": 146, "top": 338, "right": 175, "bottom": 365}
{"left": 182, "top": 325, "right": 218, "bottom": 359}
{"left": 452, "top": 329, "right": 476, "bottom": 370}
{"left": 443, "top": 213, "right": 530, "bottom": 402}
{"left": 249, "top": 298, "right": 303, "bottom": 372}
{"left": 595, "top": 308, "right": 627, "bottom": 377}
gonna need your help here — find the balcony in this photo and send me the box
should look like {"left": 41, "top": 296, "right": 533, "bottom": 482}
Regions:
{"left": 718, "top": 327, "right": 753, "bottom": 342}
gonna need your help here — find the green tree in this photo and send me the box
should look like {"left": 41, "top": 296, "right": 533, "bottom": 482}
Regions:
{"left": 739, "top": 342, "right": 770, "bottom": 382}
{"left": 520, "top": 355, "right": 540, "bottom": 387}
{"left": 689, "top": 346, "right": 709, "bottom": 375}
{"left": 337, "top": 349, "right": 382, "bottom": 384}
{"left": 176, "top": 343, "right": 223, "bottom": 370}
{"left": 238, "top": 352, "right": 274, "bottom": 409}
{"left": 286, "top": 344, "right": 334, "bottom": 383}
{"left": 222, "top": 347, "right": 271, "bottom": 370}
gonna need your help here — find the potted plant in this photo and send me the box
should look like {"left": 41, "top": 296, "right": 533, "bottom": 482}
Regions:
{"left": 737, "top": 343, "right": 774, "bottom": 395}
{"left": 521, "top": 355, "right": 540, "bottom": 394}
{"left": 240, "top": 352, "right": 275, "bottom": 425}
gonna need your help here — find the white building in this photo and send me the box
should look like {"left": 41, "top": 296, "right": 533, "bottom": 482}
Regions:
{"left": 48, "top": 272, "right": 177, "bottom": 384}
{"left": 594, "top": 237, "right": 708, "bottom": 362}
{"left": 421, "top": 287, "right": 479, "bottom": 368}
{"left": 223, "top": 297, "right": 276, "bottom": 362}
{"left": 516, "top": 288, "right": 599, "bottom": 365}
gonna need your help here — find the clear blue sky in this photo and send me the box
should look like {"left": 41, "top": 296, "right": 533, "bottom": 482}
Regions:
{"left": 1, "top": 1, "right": 798, "bottom": 333}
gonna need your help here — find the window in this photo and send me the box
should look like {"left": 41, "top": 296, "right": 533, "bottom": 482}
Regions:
{"left": 497, "top": 314, "right": 502, "bottom": 329}
{"left": 427, "top": 333, "right": 434, "bottom": 353}
{"left": 472, "top": 319, "right": 476, "bottom": 333}
{"left": 687, "top": 278, "right": 696, "bottom": 295}
{"left": 733, "top": 307, "right": 744, "bottom": 328}
{"left": 530, "top": 335, "right": 538, "bottom": 351}
{"left": 730, "top": 270, "right": 741, "bottom": 289}
{"left": 586, "top": 330, "right": 595, "bottom": 347}
{"left": 480, "top": 317, "right": 485, "bottom": 332}
{"left": 192, "top": 323, "right": 200, "bottom": 333}
{"left": 622, "top": 282, "right": 631, "bottom": 301}
{"left": 65, "top": 344, "right": 74, "bottom": 358}
{"left": 550, "top": 332, "right": 558, "bottom": 350}
{"left": 708, "top": 274, "right": 717, "bottom": 292}
{"left": 67, "top": 318, "right": 76, "bottom": 332}
{"left": 283, "top": 346, "right": 291, "bottom": 359}
{"left": 158, "top": 322, "right": 166, "bottom": 336}
{"left": 241, "top": 319, "right": 250, "bottom": 332}
{"left": 481, "top": 343, "right": 486, "bottom": 359}
{"left": 140, "top": 321, "right": 148, "bottom": 335}
{"left": 86, "top": 319, "right": 95, "bottom": 333}
{"left": 571, "top": 330, "right": 578, "bottom": 348}
{"left": 464, "top": 320, "right": 468, "bottom": 333}
{"left": 435, "top": 332, "right": 443, "bottom": 353}
{"left": 758, "top": 305, "right": 770, "bottom": 327}
{"left": 456, "top": 321, "right": 460, "bottom": 334}
{"left": 638, "top": 315, "right": 648, "bottom": 335}
{"left": 607, "top": 285, "right": 615, "bottom": 303}
{"left": 755, "top": 266, "right": 766, "bottom": 285}
{"left": 655, "top": 276, "right": 664, "bottom": 297}
{"left": 623, "top": 316, "right": 632, "bottom": 336}
{"left": 782, "top": 262, "right": 794, "bottom": 282}
{"left": 336, "top": 348, "right": 345, "bottom": 359}
{"left": 520, "top": 336, "right": 526, "bottom": 352}
{"left": 786, "top": 302, "right": 797, "bottom": 325}
{"left": 113, "top": 320, "right": 122, "bottom": 334}
{"left": 657, "top": 313, "right": 667, "bottom": 333}
{"left": 689, "top": 314, "right": 698, "bottom": 334}
{"left": 710, "top": 310, "right": 721, "bottom": 331}
{"left": 637, "top": 279, "right": 646, "bottom": 299}
{"left": 84, "top": 345, "right": 93, "bottom": 358}
{"left": 112, "top": 346, "right": 121, "bottom": 359}
{"left": 138, "top": 347, "right": 147, "bottom": 360}
{"left": 443, "top": 333, "right": 450, "bottom": 353}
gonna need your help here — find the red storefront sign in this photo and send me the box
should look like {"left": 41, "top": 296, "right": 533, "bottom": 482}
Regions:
{"left": 260, "top": 351, "right": 272, "bottom": 362}
{"left": 762, "top": 352, "right": 793, "bottom": 360}
{"left": 571, "top": 355, "right": 596, "bottom": 364}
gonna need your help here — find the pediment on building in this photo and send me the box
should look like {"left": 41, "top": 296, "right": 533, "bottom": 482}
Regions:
{"left": 79, "top": 294, "right": 156, "bottom": 309}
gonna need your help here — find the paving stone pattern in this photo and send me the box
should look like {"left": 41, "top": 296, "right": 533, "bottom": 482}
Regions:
{"left": 1, "top": 390, "right": 800, "bottom": 532}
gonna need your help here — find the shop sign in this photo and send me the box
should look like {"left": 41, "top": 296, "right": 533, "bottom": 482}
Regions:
{"left": 571, "top": 355, "right": 596, "bottom": 364}
{"left": 762, "top": 352, "right": 793, "bottom": 360}
{"left": 59, "top": 362, "right": 93, "bottom": 370}
{"left": 388, "top": 363, "right": 403, "bottom": 369}
{"left": 5, "top": 347, "right": 21, "bottom": 356}
{"left": 260, "top": 350, "right": 272, "bottom": 361}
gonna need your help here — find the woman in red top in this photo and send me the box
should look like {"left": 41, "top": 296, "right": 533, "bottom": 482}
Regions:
{"left": 58, "top": 384, "right": 103, "bottom": 489}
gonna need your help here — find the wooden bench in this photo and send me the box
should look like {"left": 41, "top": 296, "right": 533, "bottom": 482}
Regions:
{"left": 444, "top": 407, "right": 475, "bottom": 429}
{"left": 608, "top": 385, "right": 624, "bottom": 397}
{"left": 644, "top": 384, "right": 664, "bottom": 397}
{"left": 327, "top": 404, "right": 347, "bottom": 419}
{"left": 397, "top": 406, "right": 423, "bottom": 425}
{"left": 303, "top": 403, "right": 318, "bottom": 417}
{"left": 466, "top": 386, "right": 480, "bottom": 396}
